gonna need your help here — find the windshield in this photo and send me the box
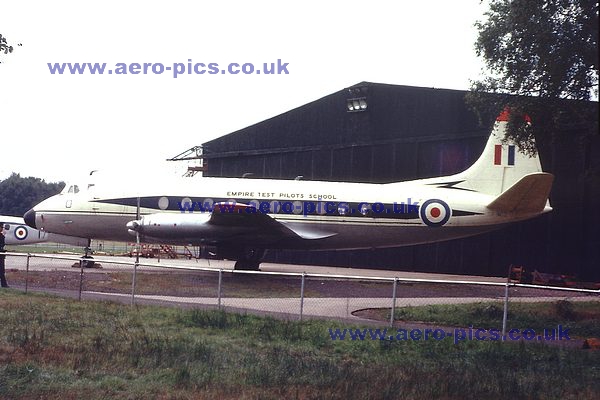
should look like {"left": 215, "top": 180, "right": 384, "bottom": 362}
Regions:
{"left": 61, "top": 183, "right": 81, "bottom": 195}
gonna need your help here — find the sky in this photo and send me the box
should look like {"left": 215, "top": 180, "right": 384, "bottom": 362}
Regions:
{"left": 0, "top": 0, "right": 489, "bottom": 183}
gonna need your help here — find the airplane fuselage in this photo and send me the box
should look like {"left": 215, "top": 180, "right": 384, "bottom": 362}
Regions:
{"left": 1, "top": 215, "right": 89, "bottom": 247}
{"left": 25, "top": 175, "right": 547, "bottom": 250}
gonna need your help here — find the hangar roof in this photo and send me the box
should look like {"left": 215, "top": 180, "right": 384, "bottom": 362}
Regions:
{"left": 202, "top": 82, "right": 490, "bottom": 159}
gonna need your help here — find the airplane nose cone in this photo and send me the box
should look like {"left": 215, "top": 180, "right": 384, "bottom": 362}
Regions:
{"left": 24, "top": 209, "right": 37, "bottom": 229}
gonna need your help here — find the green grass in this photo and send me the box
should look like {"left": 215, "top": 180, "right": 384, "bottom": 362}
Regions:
{"left": 0, "top": 290, "right": 599, "bottom": 399}
{"left": 6, "top": 241, "right": 129, "bottom": 255}
{"left": 388, "top": 300, "right": 600, "bottom": 338}
{"left": 5, "top": 244, "right": 84, "bottom": 254}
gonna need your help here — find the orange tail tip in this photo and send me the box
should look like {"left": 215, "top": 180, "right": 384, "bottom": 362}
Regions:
{"left": 496, "top": 107, "right": 532, "bottom": 123}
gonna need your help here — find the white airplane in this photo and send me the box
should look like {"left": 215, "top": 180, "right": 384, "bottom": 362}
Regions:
{"left": 23, "top": 110, "right": 553, "bottom": 269}
{"left": 1, "top": 215, "right": 89, "bottom": 247}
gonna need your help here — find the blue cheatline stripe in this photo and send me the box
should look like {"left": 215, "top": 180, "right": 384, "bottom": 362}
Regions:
{"left": 508, "top": 145, "right": 515, "bottom": 166}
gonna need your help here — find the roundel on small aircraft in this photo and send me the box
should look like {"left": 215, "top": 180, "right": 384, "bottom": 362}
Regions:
{"left": 419, "top": 199, "right": 451, "bottom": 227}
{"left": 15, "top": 225, "right": 29, "bottom": 240}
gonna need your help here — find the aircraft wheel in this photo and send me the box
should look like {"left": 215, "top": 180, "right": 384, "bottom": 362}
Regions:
{"left": 233, "top": 248, "right": 265, "bottom": 271}
{"left": 233, "top": 259, "right": 260, "bottom": 271}
{"left": 81, "top": 255, "right": 96, "bottom": 268}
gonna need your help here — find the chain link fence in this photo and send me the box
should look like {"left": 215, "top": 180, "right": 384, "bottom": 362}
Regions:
{"left": 3, "top": 252, "right": 599, "bottom": 335}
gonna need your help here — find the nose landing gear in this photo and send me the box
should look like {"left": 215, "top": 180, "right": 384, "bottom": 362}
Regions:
{"left": 79, "top": 239, "right": 98, "bottom": 268}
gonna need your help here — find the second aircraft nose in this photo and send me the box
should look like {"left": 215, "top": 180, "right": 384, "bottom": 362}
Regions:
{"left": 23, "top": 209, "right": 37, "bottom": 229}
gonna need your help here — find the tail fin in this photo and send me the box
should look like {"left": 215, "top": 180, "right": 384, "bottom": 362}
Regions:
{"left": 452, "top": 111, "right": 544, "bottom": 196}
{"left": 487, "top": 173, "right": 554, "bottom": 214}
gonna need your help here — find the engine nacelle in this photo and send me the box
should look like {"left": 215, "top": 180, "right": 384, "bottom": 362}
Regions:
{"left": 126, "top": 212, "right": 213, "bottom": 241}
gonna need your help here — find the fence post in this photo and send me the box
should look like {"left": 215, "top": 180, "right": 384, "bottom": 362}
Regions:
{"left": 131, "top": 261, "right": 138, "bottom": 305}
{"left": 502, "top": 268, "right": 511, "bottom": 340}
{"left": 217, "top": 269, "right": 223, "bottom": 310}
{"left": 390, "top": 278, "right": 398, "bottom": 327}
{"left": 25, "top": 254, "right": 31, "bottom": 294}
{"left": 299, "top": 272, "right": 306, "bottom": 321}
{"left": 78, "top": 258, "right": 84, "bottom": 301}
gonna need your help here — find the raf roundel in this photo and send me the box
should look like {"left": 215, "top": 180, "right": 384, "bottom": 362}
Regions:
{"left": 15, "top": 225, "right": 29, "bottom": 240}
{"left": 419, "top": 199, "right": 451, "bottom": 227}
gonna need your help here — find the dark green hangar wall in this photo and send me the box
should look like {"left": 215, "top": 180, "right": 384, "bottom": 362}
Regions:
{"left": 202, "top": 82, "right": 600, "bottom": 281}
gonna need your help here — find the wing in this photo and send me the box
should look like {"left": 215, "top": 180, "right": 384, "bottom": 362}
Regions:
{"left": 127, "top": 202, "right": 336, "bottom": 246}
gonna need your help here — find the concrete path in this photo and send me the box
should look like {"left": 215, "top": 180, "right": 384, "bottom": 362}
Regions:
{"left": 83, "top": 291, "right": 599, "bottom": 321}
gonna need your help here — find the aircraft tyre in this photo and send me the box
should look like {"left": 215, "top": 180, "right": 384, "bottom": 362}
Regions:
{"left": 81, "top": 255, "right": 96, "bottom": 268}
{"left": 233, "top": 248, "right": 265, "bottom": 271}
{"left": 233, "top": 259, "right": 260, "bottom": 270}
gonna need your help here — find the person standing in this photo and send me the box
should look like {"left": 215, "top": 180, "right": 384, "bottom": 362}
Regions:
{"left": 0, "top": 224, "right": 8, "bottom": 288}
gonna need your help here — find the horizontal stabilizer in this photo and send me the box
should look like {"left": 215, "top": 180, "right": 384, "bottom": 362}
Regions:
{"left": 487, "top": 173, "right": 554, "bottom": 214}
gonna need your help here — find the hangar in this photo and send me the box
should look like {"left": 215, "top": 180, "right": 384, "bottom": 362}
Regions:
{"left": 200, "top": 82, "right": 600, "bottom": 281}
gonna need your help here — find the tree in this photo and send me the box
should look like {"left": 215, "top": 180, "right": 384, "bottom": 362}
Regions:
{"left": 0, "top": 33, "right": 16, "bottom": 63}
{"left": 467, "top": 0, "right": 599, "bottom": 154}
{"left": 0, "top": 173, "right": 65, "bottom": 217}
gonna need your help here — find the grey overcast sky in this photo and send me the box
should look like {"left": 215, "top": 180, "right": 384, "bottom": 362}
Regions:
{"left": 0, "top": 0, "right": 488, "bottom": 183}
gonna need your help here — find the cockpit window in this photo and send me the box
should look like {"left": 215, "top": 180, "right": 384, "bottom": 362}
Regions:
{"left": 67, "top": 185, "right": 80, "bottom": 194}
{"left": 60, "top": 179, "right": 92, "bottom": 195}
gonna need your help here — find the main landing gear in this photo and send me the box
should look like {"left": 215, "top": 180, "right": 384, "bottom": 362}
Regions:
{"left": 228, "top": 247, "right": 265, "bottom": 271}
